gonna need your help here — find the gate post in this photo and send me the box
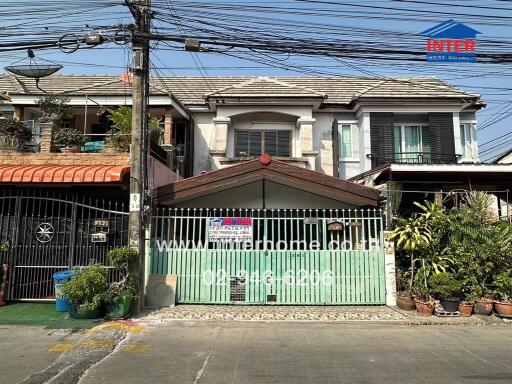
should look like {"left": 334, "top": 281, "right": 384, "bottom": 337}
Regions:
{"left": 383, "top": 230, "right": 397, "bottom": 306}
{"left": 8, "top": 196, "right": 22, "bottom": 300}
{"left": 68, "top": 202, "right": 78, "bottom": 268}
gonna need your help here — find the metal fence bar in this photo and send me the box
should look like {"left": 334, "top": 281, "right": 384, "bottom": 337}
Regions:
{"left": 0, "top": 192, "right": 129, "bottom": 301}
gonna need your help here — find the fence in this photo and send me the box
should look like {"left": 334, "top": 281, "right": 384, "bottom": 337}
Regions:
{"left": 0, "top": 190, "right": 129, "bottom": 300}
{"left": 150, "top": 208, "right": 386, "bottom": 305}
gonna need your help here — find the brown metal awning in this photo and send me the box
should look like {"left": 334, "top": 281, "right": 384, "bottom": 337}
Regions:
{"left": 156, "top": 155, "right": 380, "bottom": 207}
{"left": 0, "top": 165, "right": 130, "bottom": 184}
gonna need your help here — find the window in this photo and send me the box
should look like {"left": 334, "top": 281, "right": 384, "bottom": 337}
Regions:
{"left": 393, "top": 124, "right": 431, "bottom": 162}
{"left": 235, "top": 130, "right": 291, "bottom": 157}
{"left": 340, "top": 124, "right": 353, "bottom": 158}
{"left": 460, "top": 123, "right": 475, "bottom": 159}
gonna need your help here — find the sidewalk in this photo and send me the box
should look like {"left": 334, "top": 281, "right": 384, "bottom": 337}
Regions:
{"left": 141, "top": 304, "right": 510, "bottom": 325}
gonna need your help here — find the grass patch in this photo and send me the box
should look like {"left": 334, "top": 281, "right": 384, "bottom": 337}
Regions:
{"left": 0, "top": 303, "right": 102, "bottom": 329}
{"left": 0, "top": 302, "right": 64, "bottom": 326}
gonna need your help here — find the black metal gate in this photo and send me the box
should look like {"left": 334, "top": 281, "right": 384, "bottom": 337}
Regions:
{"left": 0, "top": 191, "right": 129, "bottom": 301}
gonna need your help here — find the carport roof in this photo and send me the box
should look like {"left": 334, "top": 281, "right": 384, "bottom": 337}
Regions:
{"left": 156, "top": 155, "right": 380, "bottom": 207}
{"left": 0, "top": 165, "right": 130, "bottom": 184}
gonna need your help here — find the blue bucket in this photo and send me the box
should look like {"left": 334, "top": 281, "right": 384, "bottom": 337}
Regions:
{"left": 53, "top": 270, "right": 75, "bottom": 312}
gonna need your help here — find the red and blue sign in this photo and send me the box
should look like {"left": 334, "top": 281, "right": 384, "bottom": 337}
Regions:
{"left": 209, "top": 217, "right": 253, "bottom": 242}
{"left": 421, "top": 19, "right": 480, "bottom": 63}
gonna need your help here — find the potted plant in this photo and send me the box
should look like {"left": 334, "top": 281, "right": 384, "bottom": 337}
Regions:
{"left": 493, "top": 272, "right": 512, "bottom": 318}
{"left": 395, "top": 268, "right": 415, "bottom": 311}
{"left": 412, "top": 284, "right": 435, "bottom": 316}
{"left": 458, "top": 300, "right": 474, "bottom": 317}
{"left": 61, "top": 263, "right": 108, "bottom": 319}
{"left": 389, "top": 212, "right": 432, "bottom": 311}
{"left": 53, "top": 127, "right": 86, "bottom": 153}
{"left": 429, "top": 272, "right": 462, "bottom": 313}
{"left": 458, "top": 286, "right": 475, "bottom": 317}
{"left": 469, "top": 286, "right": 494, "bottom": 316}
{"left": 447, "top": 193, "right": 512, "bottom": 316}
{"left": 103, "top": 247, "right": 139, "bottom": 319}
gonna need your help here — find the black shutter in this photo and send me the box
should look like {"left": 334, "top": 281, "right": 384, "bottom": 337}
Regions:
{"left": 370, "top": 112, "right": 394, "bottom": 166}
{"left": 332, "top": 119, "right": 339, "bottom": 177}
{"left": 428, "top": 113, "right": 455, "bottom": 162}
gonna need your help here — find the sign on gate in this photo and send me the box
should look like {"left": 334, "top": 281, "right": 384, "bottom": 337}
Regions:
{"left": 209, "top": 217, "right": 253, "bottom": 242}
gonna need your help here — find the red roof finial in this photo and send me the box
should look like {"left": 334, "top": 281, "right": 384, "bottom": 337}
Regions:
{"left": 260, "top": 154, "right": 271, "bottom": 165}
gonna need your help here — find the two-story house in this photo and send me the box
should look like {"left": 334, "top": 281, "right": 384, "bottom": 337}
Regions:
{"left": 3, "top": 73, "right": 510, "bottom": 306}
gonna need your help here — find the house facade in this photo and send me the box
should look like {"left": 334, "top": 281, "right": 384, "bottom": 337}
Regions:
{"left": 0, "top": 73, "right": 497, "bottom": 306}
{"left": 0, "top": 74, "right": 483, "bottom": 179}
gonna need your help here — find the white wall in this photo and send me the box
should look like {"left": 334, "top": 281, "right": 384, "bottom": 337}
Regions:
{"left": 191, "top": 106, "right": 478, "bottom": 179}
{"left": 192, "top": 112, "right": 215, "bottom": 175}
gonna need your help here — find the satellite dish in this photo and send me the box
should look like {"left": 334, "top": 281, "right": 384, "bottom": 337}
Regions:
{"left": 4, "top": 49, "right": 62, "bottom": 91}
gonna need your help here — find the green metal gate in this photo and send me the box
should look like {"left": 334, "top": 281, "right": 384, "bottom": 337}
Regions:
{"left": 150, "top": 208, "right": 385, "bottom": 304}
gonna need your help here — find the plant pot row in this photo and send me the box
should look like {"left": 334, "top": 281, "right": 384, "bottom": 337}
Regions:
{"left": 68, "top": 295, "right": 133, "bottom": 320}
{"left": 398, "top": 294, "right": 512, "bottom": 318}
{"left": 456, "top": 300, "right": 512, "bottom": 317}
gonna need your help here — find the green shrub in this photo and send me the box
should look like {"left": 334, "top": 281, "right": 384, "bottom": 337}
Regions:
{"left": 0, "top": 241, "right": 8, "bottom": 253}
{"left": 494, "top": 272, "right": 512, "bottom": 302}
{"left": 61, "top": 264, "right": 108, "bottom": 314}
{"left": 37, "top": 95, "right": 71, "bottom": 128}
{"left": 105, "top": 247, "right": 139, "bottom": 305}
{"left": 411, "top": 282, "right": 431, "bottom": 301}
{"left": 0, "top": 119, "right": 31, "bottom": 149}
{"left": 103, "top": 278, "right": 137, "bottom": 304}
{"left": 429, "top": 272, "right": 462, "bottom": 299}
{"left": 107, "top": 106, "right": 162, "bottom": 152}
{"left": 53, "top": 128, "right": 86, "bottom": 148}
{"left": 107, "top": 247, "right": 138, "bottom": 269}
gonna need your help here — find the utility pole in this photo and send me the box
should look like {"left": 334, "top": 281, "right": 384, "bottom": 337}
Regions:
{"left": 126, "top": 0, "right": 151, "bottom": 312}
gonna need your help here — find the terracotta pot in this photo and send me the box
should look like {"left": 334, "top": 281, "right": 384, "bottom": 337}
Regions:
{"left": 396, "top": 293, "right": 415, "bottom": 311}
{"left": 494, "top": 301, "right": 512, "bottom": 318}
{"left": 474, "top": 300, "right": 493, "bottom": 316}
{"left": 458, "top": 302, "right": 474, "bottom": 317}
{"left": 60, "top": 146, "right": 81, "bottom": 153}
{"left": 414, "top": 298, "right": 434, "bottom": 316}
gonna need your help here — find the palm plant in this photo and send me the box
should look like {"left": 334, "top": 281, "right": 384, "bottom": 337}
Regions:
{"left": 389, "top": 212, "right": 432, "bottom": 291}
{"left": 413, "top": 200, "right": 453, "bottom": 281}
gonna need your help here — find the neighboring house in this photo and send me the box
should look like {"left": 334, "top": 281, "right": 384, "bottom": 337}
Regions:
{"left": 493, "top": 149, "right": 512, "bottom": 164}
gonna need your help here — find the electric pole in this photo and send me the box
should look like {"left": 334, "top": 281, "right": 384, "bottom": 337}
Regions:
{"left": 126, "top": 0, "right": 151, "bottom": 312}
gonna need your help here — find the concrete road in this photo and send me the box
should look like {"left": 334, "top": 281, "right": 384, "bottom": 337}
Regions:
{"left": 81, "top": 321, "right": 512, "bottom": 384}
{"left": 0, "top": 326, "right": 82, "bottom": 384}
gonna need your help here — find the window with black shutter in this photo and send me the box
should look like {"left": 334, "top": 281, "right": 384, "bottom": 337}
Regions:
{"left": 235, "top": 130, "right": 291, "bottom": 157}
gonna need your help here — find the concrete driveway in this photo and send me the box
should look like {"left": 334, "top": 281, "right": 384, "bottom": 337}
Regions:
{"left": 80, "top": 321, "right": 512, "bottom": 384}
{"left": 0, "top": 326, "right": 82, "bottom": 384}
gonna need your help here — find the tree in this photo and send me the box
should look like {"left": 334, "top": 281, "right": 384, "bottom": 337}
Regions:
{"left": 37, "top": 95, "right": 71, "bottom": 129}
{"left": 108, "top": 106, "right": 162, "bottom": 152}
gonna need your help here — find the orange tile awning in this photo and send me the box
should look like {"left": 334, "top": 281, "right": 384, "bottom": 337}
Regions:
{"left": 0, "top": 165, "right": 130, "bottom": 184}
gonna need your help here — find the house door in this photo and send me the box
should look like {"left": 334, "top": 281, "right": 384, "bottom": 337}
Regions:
{"left": 150, "top": 208, "right": 386, "bottom": 305}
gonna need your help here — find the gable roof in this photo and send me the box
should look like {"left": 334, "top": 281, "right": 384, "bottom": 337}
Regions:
{"left": 420, "top": 19, "right": 481, "bottom": 39}
{"left": 205, "top": 77, "right": 326, "bottom": 99}
{"left": 156, "top": 155, "right": 380, "bottom": 207}
{"left": 0, "top": 74, "right": 481, "bottom": 107}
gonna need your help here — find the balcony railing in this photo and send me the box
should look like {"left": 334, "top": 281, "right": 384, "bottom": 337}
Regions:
{"left": 369, "top": 152, "right": 458, "bottom": 168}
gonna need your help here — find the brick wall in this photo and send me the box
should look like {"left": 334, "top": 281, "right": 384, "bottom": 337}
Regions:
{"left": 0, "top": 152, "right": 130, "bottom": 166}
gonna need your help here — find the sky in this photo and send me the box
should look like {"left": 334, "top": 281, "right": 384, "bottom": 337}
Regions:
{"left": 0, "top": 0, "right": 510, "bottom": 162}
